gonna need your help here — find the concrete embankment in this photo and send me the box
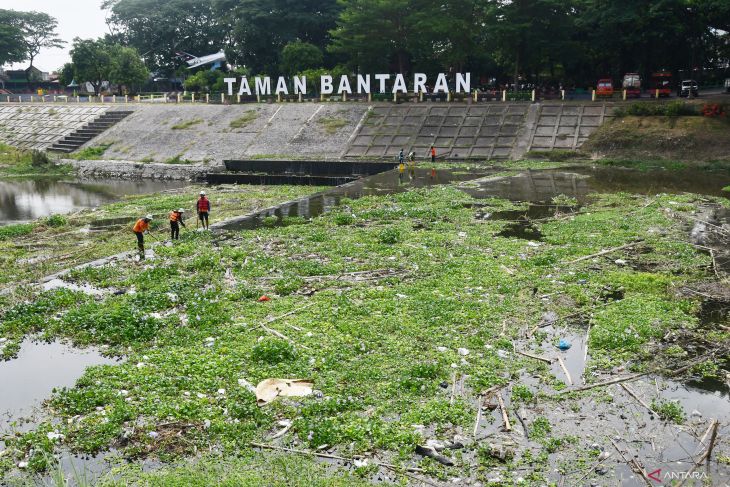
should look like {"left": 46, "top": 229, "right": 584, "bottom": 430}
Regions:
{"left": 2, "top": 102, "right": 619, "bottom": 162}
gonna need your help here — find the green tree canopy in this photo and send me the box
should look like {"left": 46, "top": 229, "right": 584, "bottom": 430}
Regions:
{"left": 0, "top": 9, "right": 26, "bottom": 66}
{"left": 17, "top": 11, "right": 65, "bottom": 81}
{"left": 281, "top": 41, "right": 324, "bottom": 75}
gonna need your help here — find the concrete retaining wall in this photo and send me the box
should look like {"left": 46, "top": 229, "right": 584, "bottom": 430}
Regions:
{"left": 2, "top": 101, "right": 619, "bottom": 162}
{"left": 0, "top": 105, "right": 108, "bottom": 150}
{"left": 65, "top": 159, "right": 210, "bottom": 181}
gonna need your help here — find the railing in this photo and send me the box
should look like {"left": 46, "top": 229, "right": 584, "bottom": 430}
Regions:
{"left": 0, "top": 87, "right": 710, "bottom": 105}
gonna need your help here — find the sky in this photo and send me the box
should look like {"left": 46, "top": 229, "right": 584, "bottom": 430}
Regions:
{"left": 4, "top": 0, "right": 109, "bottom": 72}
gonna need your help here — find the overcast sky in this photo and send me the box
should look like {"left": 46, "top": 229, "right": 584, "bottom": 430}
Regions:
{"left": 5, "top": 0, "right": 109, "bottom": 72}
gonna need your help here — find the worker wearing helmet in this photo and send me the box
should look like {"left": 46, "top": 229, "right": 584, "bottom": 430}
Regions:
{"left": 196, "top": 191, "right": 211, "bottom": 230}
{"left": 132, "top": 214, "right": 153, "bottom": 260}
{"left": 169, "top": 208, "right": 186, "bottom": 240}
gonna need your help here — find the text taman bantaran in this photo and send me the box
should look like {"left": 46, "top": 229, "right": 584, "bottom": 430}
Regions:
{"left": 224, "top": 73, "right": 471, "bottom": 96}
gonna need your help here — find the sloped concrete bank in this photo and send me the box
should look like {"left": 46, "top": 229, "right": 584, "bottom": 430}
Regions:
{"left": 4, "top": 102, "right": 619, "bottom": 162}
{"left": 64, "top": 159, "right": 212, "bottom": 181}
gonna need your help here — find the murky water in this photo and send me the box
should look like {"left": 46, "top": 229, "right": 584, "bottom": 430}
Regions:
{"left": 0, "top": 178, "right": 187, "bottom": 225}
{"left": 462, "top": 166, "right": 730, "bottom": 202}
{"left": 0, "top": 340, "right": 118, "bottom": 430}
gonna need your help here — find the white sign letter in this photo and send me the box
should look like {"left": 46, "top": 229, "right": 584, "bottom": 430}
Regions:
{"left": 224, "top": 78, "right": 236, "bottom": 96}
{"left": 433, "top": 73, "right": 449, "bottom": 94}
{"left": 294, "top": 76, "right": 307, "bottom": 94}
{"left": 238, "top": 77, "right": 252, "bottom": 96}
{"left": 375, "top": 74, "right": 390, "bottom": 93}
{"left": 413, "top": 73, "right": 427, "bottom": 93}
{"left": 337, "top": 75, "right": 352, "bottom": 95}
{"left": 357, "top": 74, "right": 371, "bottom": 94}
{"left": 275, "top": 76, "right": 289, "bottom": 95}
{"left": 392, "top": 74, "right": 407, "bottom": 94}
{"left": 456, "top": 73, "right": 471, "bottom": 93}
{"left": 255, "top": 77, "right": 271, "bottom": 95}
{"left": 320, "top": 75, "right": 333, "bottom": 95}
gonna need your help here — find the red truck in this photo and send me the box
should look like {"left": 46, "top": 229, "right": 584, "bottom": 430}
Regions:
{"left": 596, "top": 79, "right": 614, "bottom": 98}
{"left": 622, "top": 73, "right": 641, "bottom": 98}
{"left": 650, "top": 72, "right": 672, "bottom": 98}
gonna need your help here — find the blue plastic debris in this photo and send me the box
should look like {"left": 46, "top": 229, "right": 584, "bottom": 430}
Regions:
{"left": 558, "top": 339, "right": 572, "bottom": 350}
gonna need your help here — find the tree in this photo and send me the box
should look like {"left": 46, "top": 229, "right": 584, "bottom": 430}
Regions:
{"left": 108, "top": 45, "right": 149, "bottom": 93}
{"left": 58, "top": 62, "right": 75, "bottom": 87}
{"left": 17, "top": 11, "right": 64, "bottom": 83}
{"left": 70, "top": 38, "right": 113, "bottom": 95}
{"left": 0, "top": 9, "right": 26, "bottom": 66}
{"left": 281, "top": 41, "right": 324, "bottom": 75}
{"left": 220, "top": 0, "right": 341, "bottom": 75}
{"left": 329, "top": 0, "right": 412, "bottom": 74}
{"left": 103, "top": 0, "right": 232, "bottom": 75}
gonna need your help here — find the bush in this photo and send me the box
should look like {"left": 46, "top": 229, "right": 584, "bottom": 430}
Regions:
{"left": 45, "top": 214, "right": 67, "bottom": 227}
{"left": 31, "top": 150, "right": 51, "bottom": 167}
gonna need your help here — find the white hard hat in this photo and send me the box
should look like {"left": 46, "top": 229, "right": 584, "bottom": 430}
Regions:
{"left": 145, "top": 214, "right": 153, "bottom": 220}
{"left": 178, "top": 208, "right": 185, "bottom": 213}
{"left": 200, "top": 191, "right": 206, "bottom": 196}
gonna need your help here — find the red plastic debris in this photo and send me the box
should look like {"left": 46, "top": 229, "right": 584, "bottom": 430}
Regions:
{"left": 258, "top": 295, "right": 271, "bottom": 302}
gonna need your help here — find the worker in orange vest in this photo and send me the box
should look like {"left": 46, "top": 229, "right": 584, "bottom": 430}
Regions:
{"left": 132, "top": 214, "right": 153, "bottom": 260}
{"left": 429, "top": 145, "right": 436, "bottom": 163}
{"left": 169, "top": 208, "right": 186, "bottom": 240}
{"left": 196, "top": 191, "right": 211, "bottom": 230}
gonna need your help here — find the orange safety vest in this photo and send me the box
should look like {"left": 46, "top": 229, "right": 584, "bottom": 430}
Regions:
{"left": 169, "top": 211, "right": 180, "bottom": 222}
{"left": 197, "top": 197, "right": 210, "bottom": 212}
{"left": 430, "top": 147, "right": 436, "bottom": 156}
{"left": 132, "top": 219, "right": 149, "bottom": 233}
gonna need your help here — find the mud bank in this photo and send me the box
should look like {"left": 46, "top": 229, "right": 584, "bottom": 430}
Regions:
{"left": 63, "top": 159, "right": 215, "bottom": 181}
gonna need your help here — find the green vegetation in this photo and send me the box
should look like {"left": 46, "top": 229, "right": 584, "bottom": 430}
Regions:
{"left": 229, "top": 110, "right": 259, "bottom": 129}
{"left": 171, "top": 119, "right": 203, "bottom": 130}
{"left": 164, "top": 153, "right": 195, "bottom": 164}
{"left": 0, "top": 143, "right": 71, "bottom": 177}
{"left": 317, "top": 116, "right": 348, "bottom": 134}
{"left": 0, "top": 179, "right": 726, "bottom": 484}
{"left": 613, "top": 101, "right": 700, "bottom": 118}
{"left": 651, "top": 399, "right": 686, "bottom": 424}
{"left": 70, "top": 143, "right": 112, "bottom": 160}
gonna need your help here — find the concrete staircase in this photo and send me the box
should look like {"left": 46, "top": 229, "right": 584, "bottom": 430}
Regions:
{"left": 48, "top": 110, "right": 133, "bottom": 153}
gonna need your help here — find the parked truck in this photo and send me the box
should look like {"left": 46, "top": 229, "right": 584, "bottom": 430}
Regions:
{"left": 650, "top": 72, "right": 672, "bottom": 98}
{"left": 622, "top": 73, "right": 641, "bottom": 98}
{"left": 596, "top": 78, "right": 614, "bottom": 98}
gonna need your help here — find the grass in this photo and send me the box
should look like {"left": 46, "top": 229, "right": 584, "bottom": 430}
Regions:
{"left": 0, "top": 178, "right": 726, "bottom": 484}
{"left": 171, "top": 119, "right": 203, "bottom": 130}
{"left": 164, "top": 154, "right": 196, "bottom": 164}
{"left": 0, "top": 143, "right": 72, "bottom": 178}
{"left": 229, "top": 110, "right": 259, "bottom": 129}
{"left": 69, "top": 143, "right": 112, "bottom": 160}
{"left": 317, "top": 116, "right": 348, "bottom": 134}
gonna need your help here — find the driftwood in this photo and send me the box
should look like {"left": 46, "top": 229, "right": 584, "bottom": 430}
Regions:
{"left": 556, "top": 355, "right": 573, "bottom": 386}
{"left": 677, "top": 420, "right": 719, "bottom": 486}
{"left": 609, "top": 437, "right": 653, "bottom": 487}
{"left": 516, "top": 350, "right": 553, "bottom": 364}
{"left": 556, "top": 372, "right": 648, "bottom": 395}
{"left": 250, "top": 442, "right": 424, "bottom": 473}
{"left": 496, "top": 392, "right": 512, "bottom": 432}
{"left": 620, "top": 383, "right": 655, "bottom": 414}
{"left": 513, "top": 407, "right": 530, "bottom": 439}
{"left": 566, "top": 241, "right": 642, "bottom": 264}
